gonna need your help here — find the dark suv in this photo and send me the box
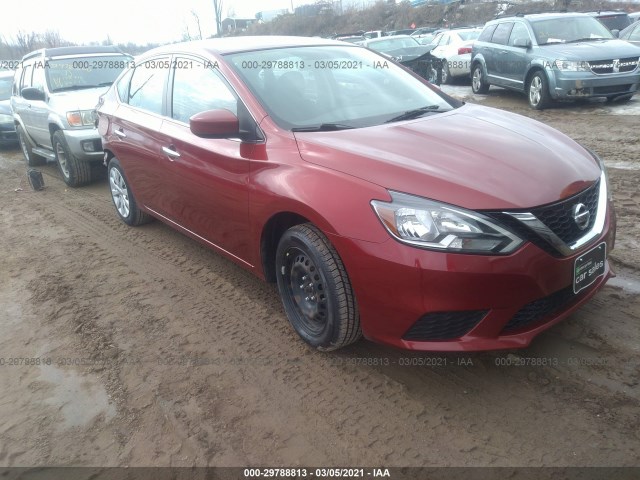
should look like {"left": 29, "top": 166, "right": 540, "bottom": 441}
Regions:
{"left": 471, "top": 12, "right": 640, "bottom": 109}
{"left": 11, "top": 46, "right": 131, "bottom": 186}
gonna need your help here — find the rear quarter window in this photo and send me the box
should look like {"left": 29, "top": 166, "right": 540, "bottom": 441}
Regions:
{"left": 478, "top": 24, "right": 498, "bottom": 42}
{"left": 491, "top": 23, "right": 514, "bottom": 45}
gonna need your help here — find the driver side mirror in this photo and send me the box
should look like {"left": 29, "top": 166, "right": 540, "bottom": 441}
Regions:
{"left": 513, "top": 38, "right": 532, "bottom": 49}
{"left": 190, "top": 109, "right": 239, "bottom": 139}
{"left": 21, "top": 87, "right": 46, "bottom": 101}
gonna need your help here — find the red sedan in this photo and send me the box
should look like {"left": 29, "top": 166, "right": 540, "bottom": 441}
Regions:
{"left": 96, "top": 36, "right": 615, "bottom": 351}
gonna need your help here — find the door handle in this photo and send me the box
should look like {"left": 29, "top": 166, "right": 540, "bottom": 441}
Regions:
{"left": 114, "top": 128, "right": 126, "bottom": 138}
{"left": 162, "top": 145, "right": 181, "bottom": 160}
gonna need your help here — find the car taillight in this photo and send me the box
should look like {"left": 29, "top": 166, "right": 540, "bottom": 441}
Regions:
{"left": 458, "top": 47, "right": 472, "bottom": 55}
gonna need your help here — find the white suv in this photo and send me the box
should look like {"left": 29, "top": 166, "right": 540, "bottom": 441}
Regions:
{"left": 11, "top": 46, "right": 131, "bottom": 186}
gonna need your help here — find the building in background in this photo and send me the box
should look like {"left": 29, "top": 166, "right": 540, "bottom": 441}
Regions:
{"left": 221, "top": 17, "right": 257, "bottom": 34}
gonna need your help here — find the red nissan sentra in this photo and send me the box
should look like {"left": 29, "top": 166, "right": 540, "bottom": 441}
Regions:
{"left": 96, "top": 37, "right": 616, "bottom": 352}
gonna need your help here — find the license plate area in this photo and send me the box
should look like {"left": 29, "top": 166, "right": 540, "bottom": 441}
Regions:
{"left": 573, "top": 242, "right": 606, "bottom": 294}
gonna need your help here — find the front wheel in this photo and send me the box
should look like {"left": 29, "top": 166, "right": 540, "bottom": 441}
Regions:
{"left": 53, "top": 130, "right": 92, "bottom": 187}
{"left": 276, "top": 224, "right": 361, "bottom": 351}
{"left": 108, "top": 157, "right": 151, "bottom": 226}
{"left": 471, "top": 64, "right": 489, "bottom": 94}
{"left": 527, "top": 72, "right": 551, "bottom": 110}
{"left": 17, "top": 125, "right": 44, "bottom": 167}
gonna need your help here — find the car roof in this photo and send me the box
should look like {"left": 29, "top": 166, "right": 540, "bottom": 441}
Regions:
{"left": 22, "top": 45, "right": 125, "bottom": 61}
{"left": 491, "top": 12, "right": 592, "bottom": 23}
{"left": 141, "top": 36, "right": 351, "bottom": 58}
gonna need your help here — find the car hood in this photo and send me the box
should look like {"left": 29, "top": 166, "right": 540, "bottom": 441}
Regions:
{"left": 540, "top": 39, "right": 640, "bottom": 60}
{"left": 50, "top": 86, "right": 110, "bottom": 111}
{"left": 294, "top": 104, "right": 601, "bottom": 210}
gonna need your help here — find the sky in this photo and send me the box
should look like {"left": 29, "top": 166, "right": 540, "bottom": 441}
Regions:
{"left": 2, "top": 0, "right": 300, "bottom": 46}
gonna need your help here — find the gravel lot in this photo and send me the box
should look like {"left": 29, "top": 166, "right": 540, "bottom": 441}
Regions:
{"left": 0, "top": 88, "right": 639, "bottom": 470}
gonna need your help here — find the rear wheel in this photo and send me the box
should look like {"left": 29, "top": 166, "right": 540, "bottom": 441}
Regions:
{"left": 527, "top": 71, "right": 551, "bottom": 110}
{"left": 17, "top": 125, "right": 44, "bottom": 166}
{"left": 108, "top": 157, "right": 151, "bottom": 226}
{"left": 276, "top": 224, "right": 361, "bottom": 351}
{"left": 471, "top": 64, "right": 489, "bottom": 94}
{"left": 53, "top": 130, "right": 92, "bottom": 187}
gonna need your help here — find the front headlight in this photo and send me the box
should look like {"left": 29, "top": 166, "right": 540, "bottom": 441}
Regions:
{"left": 371, "top": 191, "right": 523, "bottom": 254}
{"left": 554, "top": 60, "right": 590, "bottom": 72}
{"left": 67, "top": 110, "right": 96, "bottom": 127}
{"left": 0, "top": 113, "right": 12, "bottom": 123}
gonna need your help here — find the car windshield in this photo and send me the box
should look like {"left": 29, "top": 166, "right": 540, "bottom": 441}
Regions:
{"left": 531, "top": 17, "right": 613, "bottom": 44}
{"left": 226, "top": 45, "right": 455, "bottom": 130}
{"left": 368, "top": 37, "right": 420, "bottom": 51}
{"left": 0, "top": 76, "right": 12, "bottom": 100}
{"left": 46, "top": 55, "right": 130, "bottom": 93}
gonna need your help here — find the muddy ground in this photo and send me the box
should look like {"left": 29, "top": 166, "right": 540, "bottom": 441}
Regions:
{"left": 0, "top": 88, "right": 639, "bottom": 471}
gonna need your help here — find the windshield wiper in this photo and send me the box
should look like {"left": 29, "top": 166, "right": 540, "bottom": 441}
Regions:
{"left": 291, "top": 123, "right": 356, "bottom": 132}
{"left": 566, "top": 37, "right": 609, "bottom": 43}
{"left": 385, "top": 105, "right": 441, "bottom": 123}
{"left": 51, "top": 84, "right": 107, "bottom": 92}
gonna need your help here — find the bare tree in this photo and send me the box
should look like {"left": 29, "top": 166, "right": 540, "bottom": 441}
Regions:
{"left": 192, "top": 10, "right": 203, "bottom": 40}
{"left": 213, "top": 0, "right": 224, "bottom": 36}
{"left": 42, "top": 30, "right": 63, "bottom": 48}
{"left": 14, "top": 30, "right": 39, "bottom": 56}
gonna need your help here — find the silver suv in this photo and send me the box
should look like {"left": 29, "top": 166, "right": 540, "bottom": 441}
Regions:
{"left": 471, "top": 13, "right": 640, "bottom": 109}
{"left": 11, "top": 46, "right": 131, "bottom": 186}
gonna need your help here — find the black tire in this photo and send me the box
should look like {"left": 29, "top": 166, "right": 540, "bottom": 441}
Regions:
{"left": 441, "top": 60, "right": 452, "bottom": 85}
{"left": 52, "top": 130, "right": 92, "bottom": 187}
{"left": 107, "top": 157, "right": 151, "bottom": 226}
{"left": 276, "top": 223, "right": 361, "bottom": 351}
{"left": 17, "top": 125, "right": 44, "bottom": 167}
{"left": 471, "top": 64, "right": 489, "bottom": 94}
{"left": 607, "top": 94, "right": 633, "bottom": 103}
{"left": 527, "top": 71, "right": 551, "bottom": 110}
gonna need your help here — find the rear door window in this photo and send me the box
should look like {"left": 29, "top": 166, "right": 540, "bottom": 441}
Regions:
{"left": 127, "top": 58, "right": 170, "bottom": 115}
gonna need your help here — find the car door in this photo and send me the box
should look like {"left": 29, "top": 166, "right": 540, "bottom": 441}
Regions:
{"left": 159, "top": 56, "right": 251, "bottom": 260}
{"left": 503, "top": 22, "right": 532, "bottom": 88}
{"left": 13, "top": 63, "right": 35, "bottom": 136}
{"left": 28, "top": 64, "right": 51, "bottom": 147}
{"left": 108, "top": 57, "right": 172, "bottom": 214}
{"left": 486, "top": 22, "right": 514, "bottom": 86}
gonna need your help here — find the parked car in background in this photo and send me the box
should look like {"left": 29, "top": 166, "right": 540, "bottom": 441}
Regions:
{"left": 11, "top": 46, "right": 132, "bottom": 186}
{"left": 97, "top": 36, "right": 615, "bottom": 353}
{"left": 585, "top": 10, "right": 633, "bottom": 32}
{"left": 362, "top": 35, "right": 442, "bottom": 83}
{"left": 471, "top": 13, "right": 640, "bottom": 109}
{"left": 619, "top": 20, "right": 640, "bottom": 46}
{"left": 429, "top": 27, "right": 483, "bottom": 83}
{"left": 0, "top": 70, "right": 17, "bottom": 146}
{"left": 364, "top": 30, "right": 386, "bottom": 39}
{"left": 387, "top": 29, "right": 417, "bottom": 36}
{"left": 630, "top": 12, "right": 640, "bottom": 23}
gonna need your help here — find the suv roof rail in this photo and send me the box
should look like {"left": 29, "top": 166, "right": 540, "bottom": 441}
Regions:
{"left": 495, "top": 9, "right": 569, "bottom": 19}
{"left": 21, "top": 45, "right": 126, "bottom": 61}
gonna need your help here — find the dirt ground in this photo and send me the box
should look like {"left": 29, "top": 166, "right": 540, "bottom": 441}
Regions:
{"left": 0, "top": 89, "right": 639, "bottom": 470}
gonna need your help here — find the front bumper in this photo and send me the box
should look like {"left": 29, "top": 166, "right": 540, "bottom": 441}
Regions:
{"left": 63, "top": 128, "right": 104, "bottom": 162}
{"left": 0, "top": 122, "right": 17, "bottom": 144}
{"left": 549, "top": 69, "right": 640, "bottom": 99}
{"left": 331, "top": 201, "right": 616, "bottom": 352}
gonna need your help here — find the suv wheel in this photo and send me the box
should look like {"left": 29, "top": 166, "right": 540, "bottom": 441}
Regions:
{"left": 108, "top": 157, "right": 151, "bottom": 226}
{"left": 276, "top": 224, "right": 361, "bottom": 351}
{"left": 17, "top": 125, "right": 44, "bottom": 166}
{"left": 471, "top": 64, "right": 489, "bottom": 94}
{"left": 53, "top": 131, "right": 92, "bottom": 187}
{"left": 527, "top": 72, "right": 551, "bottom": 110}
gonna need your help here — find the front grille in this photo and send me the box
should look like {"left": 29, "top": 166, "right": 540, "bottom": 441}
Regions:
{"left": 484, "top": 180, "right": 600, "bottom": 257}
{"left": 403, "top": 310, "right": 487, "bottom": 341}
{"left": 588, "top": 57, "right": 639, "bottom": 75}
{"left": 531, "top": 180, "right": 599, "bottom": 245}
{"left": 501, "top": 287, "right": 585, "bottom": 334}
